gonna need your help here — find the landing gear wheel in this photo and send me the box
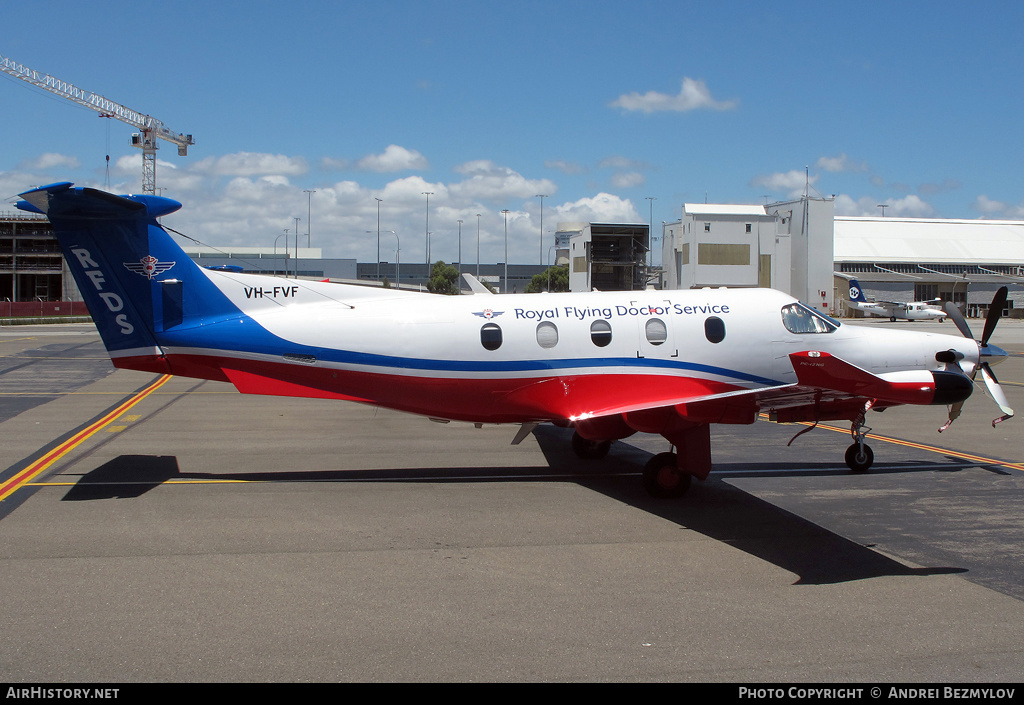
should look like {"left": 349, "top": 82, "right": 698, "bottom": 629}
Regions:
{"left": 642, "top": 452, "right": 691, "bottom": 498}
{"left": 845, "top": 443, "right": 874, "bottom": 473}
{"left": 571, "top": 432, "right": 611, "bottom": 460}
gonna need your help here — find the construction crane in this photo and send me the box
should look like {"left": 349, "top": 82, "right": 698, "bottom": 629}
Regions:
{"left": 0, "top": 53, "right": 194, "bottom": 195}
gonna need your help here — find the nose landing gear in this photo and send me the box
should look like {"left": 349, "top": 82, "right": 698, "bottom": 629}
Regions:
{"left": 846, "top": 401, "right": 875, "bottom": 473}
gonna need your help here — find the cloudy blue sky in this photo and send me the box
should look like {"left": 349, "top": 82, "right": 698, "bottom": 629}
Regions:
{"left": 2, "top": 0, "right": 1022, "bottom": 266}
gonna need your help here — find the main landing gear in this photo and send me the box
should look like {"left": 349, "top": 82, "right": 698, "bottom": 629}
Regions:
{"left": 571, "top": 425, "right": 709, "bottom": 499}
{"left": 642, "top": 451, "right": 692, "bottom": 499}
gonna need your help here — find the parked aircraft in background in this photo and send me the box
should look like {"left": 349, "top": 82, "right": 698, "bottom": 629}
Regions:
{"left": 16, "top": 184, "right": 1014, "bottom": 498}
{"left": 845, "top": 278, "right": 948, "bottom": 322}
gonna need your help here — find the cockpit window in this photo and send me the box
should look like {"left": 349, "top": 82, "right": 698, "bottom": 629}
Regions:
{"left": 781, "top": 303, "right": 840, "bottom": 334}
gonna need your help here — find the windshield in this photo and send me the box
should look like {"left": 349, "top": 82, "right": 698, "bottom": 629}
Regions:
{"left": 781, "top": 302, "right": 840, "bottom": 334}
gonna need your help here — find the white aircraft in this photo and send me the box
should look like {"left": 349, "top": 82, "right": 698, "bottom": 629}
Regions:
{"left": 16, "top": 184, "right": 1015, "bottom": 498}
{"left": 845, "top": 278, "right": 948, "bottom": 322}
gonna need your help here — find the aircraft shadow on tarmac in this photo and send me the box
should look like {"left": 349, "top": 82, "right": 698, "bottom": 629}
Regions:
{"left": 61, "top": 425, "right": 968, "bottom": 587}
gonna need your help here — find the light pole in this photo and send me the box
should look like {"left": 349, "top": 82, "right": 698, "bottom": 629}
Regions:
{"left": 283, "top": 228, "right": 290, "bottom": 276}
{"left": 392, "top": 231, "right": 400, "bottom": 290}
{"left": 293, "top": 217, "right": 301, "bottom": 278}
{"left": 501, "top": 209, "right": 510, "bottom": 293}
{"left": 375, "top": 197, "right": 382, "bottom": 280}
{"left": 304, "top": 189, "right": 315, "bottom": 248}
{"left": 422, "top": 192, "right": 433, "bottom": 266}
{"left": 536, "top": 194, "right": 547, "bottom": 265}
{"left": 646, "top": 196, "right": 656, "bottom": 269}
{"left": 476, "top": 213, "right": 482, "bottom": 278}
{"left": 457, "top": 219, "right": 463, "bottom": 285}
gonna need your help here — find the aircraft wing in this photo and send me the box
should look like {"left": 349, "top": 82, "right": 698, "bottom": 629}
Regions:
{"left": 533, "top": 349, "right": 970, "bottom": 428}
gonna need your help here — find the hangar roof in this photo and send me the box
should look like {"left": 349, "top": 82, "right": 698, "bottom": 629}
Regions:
{"left": 684, "top": 203, "right": 768, "bottom": 217}
{"left": 834, "top": 216, "right": 1024, "bottom": 265}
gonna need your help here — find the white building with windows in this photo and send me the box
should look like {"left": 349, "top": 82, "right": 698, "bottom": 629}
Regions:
{"left": 661, "top": 196, "right": 835, "bottom": 317}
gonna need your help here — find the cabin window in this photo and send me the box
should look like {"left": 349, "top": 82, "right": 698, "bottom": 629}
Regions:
{"left": 704, "top": 316, "right": 726, "bottom": 343}
{"left": 781, "top": 303, "right": 839, "bottom": 334}
{"left": 590, "top": 319, "right": 612, "bottom": 347}
{"left": 480, "top": 322, "right": 503, "bottom": 350}
{"left": 536, "top": 321, "right": 558, "bottom": 349}
{"left": 644, "top": 318, "right": 667, "bottom": 345}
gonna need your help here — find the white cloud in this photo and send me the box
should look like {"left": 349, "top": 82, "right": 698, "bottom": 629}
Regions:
{"left": 751, "top": 170, "right": 817, "bottom": 198}
{"left": 834, "top": 194, "right": 934, "bottom": 217}
{"left": 449, "top": 161, "right": 556, "bottom": 202}
{"left": 192, "top": 152, "right": 308, "bottom": 177}
{"left": 18, "top": 153, "right": 81, "bottom": 171}
{"left": 611, "top": 171, "right": 646, "bottom": 189}
{"left": 544, "top": 159, "right": 586, "bottom": 174}
{"left": 355, "top": 145, "right": 428, "bottom": 172}
{"left": 973, "top": 195, "right": 1006, "bottom": 214}
{"left": 552, "top": 193, "right": 640, "bottom": 223}
{"left": 816, "top": 153, "right": 867, "bottom": 173}
{"left": 610, "top": 77, "right": 738, "bottom": 113}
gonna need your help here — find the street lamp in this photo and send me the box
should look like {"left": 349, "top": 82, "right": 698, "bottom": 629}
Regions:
{"left": 536, "top": 194, "right": 547, "bottom": 265}
{"left": 304, "top": 189, "right": 316, "bottom": 248}
{"left": 457, "top": 219, "right": 463, "bottom": 292}
{"left": 294, "top": 217, "right": 301, "bottom": 278}
{"left": 646, "top": 196, "right": 656, "bottom": 269}
{"left": 283, "top": 228, "right": 290, "bottom": 276}
{"left": 422, "top": 191, "right": 434, "bottom": 265}
{"left": 375, "top": 197, "right": 382, "bottom": 280}
{"left": 391, "top": 231, "right": 400, "bottom": 290}
{"left": 476, "top": 213, "right": 482, "bottom": 278}
{"left": 501, "top": 209, "right": 510, "bottom": 293}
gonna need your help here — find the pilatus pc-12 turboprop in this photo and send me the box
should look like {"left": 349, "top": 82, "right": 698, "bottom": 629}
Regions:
{"left": 16, "top": 183, "right": 1015, "bottom": 498}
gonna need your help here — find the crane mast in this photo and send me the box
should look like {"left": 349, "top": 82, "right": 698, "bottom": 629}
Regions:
{"left": 0, "top": 54, "right": 194, "bottom": 195}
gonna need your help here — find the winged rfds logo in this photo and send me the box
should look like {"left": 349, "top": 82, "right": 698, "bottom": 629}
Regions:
{"left": 124, "top": 255, "right": 175, "bottom": 279}
{"left": 472, "top": 309, "right": 504, "bottom": 319}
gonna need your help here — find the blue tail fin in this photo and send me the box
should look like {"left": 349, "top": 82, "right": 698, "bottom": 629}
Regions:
{"left": 16, "top": 182, "right": 237, "bottom": 371}
{"left": 847, "top": 278, "right": 868, "bottom": 303}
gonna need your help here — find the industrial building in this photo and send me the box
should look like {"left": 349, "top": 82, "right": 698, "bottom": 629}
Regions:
{"left": 556, "top": 222, "right": 651, "bottom": 292}
{"left": 661, "top": 196, "right": 836, "bottom": 316}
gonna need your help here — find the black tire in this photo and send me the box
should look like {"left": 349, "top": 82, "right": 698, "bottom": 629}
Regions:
{"left": 642, "top": 452, "right": 691, "bottom": 498}
{"left": 845, "top": 443, "right": 874, "bottom": 473}
{"left": 571, "top": 431, "right": 611, "bottom": 460}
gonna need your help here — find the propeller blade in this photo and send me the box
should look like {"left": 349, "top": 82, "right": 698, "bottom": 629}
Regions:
{"left": 981, "top": 286, "right": 1008, "bottom": 347}
{"left": 979, "top": 362, "right": 1014, "bottom": 426}
{"left": 944, "top": 301, "right": 973, "bottom": 339}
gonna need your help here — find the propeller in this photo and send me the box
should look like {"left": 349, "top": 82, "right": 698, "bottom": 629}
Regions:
{"left": 940, "top": 287, "right": 1013, "bottom": 430}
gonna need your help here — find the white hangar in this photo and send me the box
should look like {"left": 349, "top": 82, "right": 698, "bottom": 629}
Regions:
{"left": 660, "top": 196, "right": 1024, "bottom": 319}
{"left": 833, "top": 216, "right": 1024, "bottom": 318}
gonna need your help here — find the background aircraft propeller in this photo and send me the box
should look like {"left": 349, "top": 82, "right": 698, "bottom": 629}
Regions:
{"left": 941, "top": 287, "right": 1013, "bottom": 430}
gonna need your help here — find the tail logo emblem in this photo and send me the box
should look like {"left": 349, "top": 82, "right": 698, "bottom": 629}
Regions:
{"left": 125, "top": 255, "right": 175, "bottom": 279}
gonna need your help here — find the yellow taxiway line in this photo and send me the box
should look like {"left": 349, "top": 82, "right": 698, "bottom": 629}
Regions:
{"left": 0, "top": 374, "right": 172, "bottom": 502}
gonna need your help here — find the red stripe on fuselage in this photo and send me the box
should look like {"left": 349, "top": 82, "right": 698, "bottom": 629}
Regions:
{"left": 111, "top": 352, "right": 746, "bottom": 424}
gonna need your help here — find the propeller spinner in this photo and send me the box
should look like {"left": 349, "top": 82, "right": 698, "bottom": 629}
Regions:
{"left": 941, "top": 287, "right": 1013, "bottom": 430}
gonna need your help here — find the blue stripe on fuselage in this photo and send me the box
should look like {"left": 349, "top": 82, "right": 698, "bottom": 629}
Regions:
{"left": 158, "top": 312, "right": 781, "bottom": 387}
